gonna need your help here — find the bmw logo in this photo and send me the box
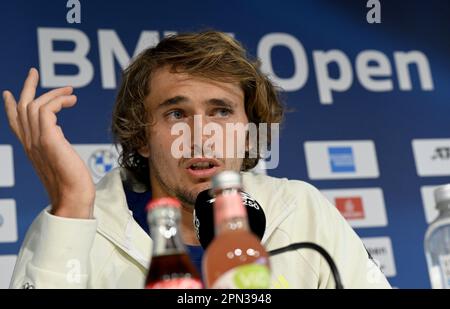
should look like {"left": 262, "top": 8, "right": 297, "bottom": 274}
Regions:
{"left": 88, "top": 149, "right": 118, "bottom": 178}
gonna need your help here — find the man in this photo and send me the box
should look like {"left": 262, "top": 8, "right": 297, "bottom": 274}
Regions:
{"left": 4, "top": 31, "right": 390, "bottom": 288}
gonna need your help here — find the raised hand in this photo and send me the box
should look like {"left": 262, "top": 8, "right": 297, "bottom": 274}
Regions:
{"left": 3, "top": 68, "right": 95, "bottom": 219}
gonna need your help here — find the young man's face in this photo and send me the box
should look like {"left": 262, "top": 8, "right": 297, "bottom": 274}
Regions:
{"left": 139, "top": 66, "right": 249, "bottom": 208}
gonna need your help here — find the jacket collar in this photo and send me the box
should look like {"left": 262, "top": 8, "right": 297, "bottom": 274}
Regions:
{"left": 93, "top": 168, "right": 151, "bottom": 268}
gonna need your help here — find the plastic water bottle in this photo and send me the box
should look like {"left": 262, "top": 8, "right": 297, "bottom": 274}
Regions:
{"left": 424, "top": 184, "right": 450, "bottom": 289}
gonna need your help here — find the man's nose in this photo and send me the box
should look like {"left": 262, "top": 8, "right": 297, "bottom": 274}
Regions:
{"left": 188, "top": 114, "right": 221, "bottom": 157}
{"left": 189, "top": 114, "right": 206, "bottom": 157}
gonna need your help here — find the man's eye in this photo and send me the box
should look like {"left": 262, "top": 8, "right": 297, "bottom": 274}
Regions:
{"left": 167, "top": 110, "right": 185, "bottom": 120}
{"left": 213, "top": 108, "right": 233, "bottom": 117}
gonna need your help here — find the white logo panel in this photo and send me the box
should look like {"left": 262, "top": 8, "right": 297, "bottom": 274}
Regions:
{"left": 73, "top": 144, "right": 121, "bottom": 183}
{"left": 0, "top": 199, "right": 18, "bottom": 243}
{"left": 321, "top": 188, "right": 388, "bottom": 228}
{"left": 304, "top": 140, "right": 379, "bottom": 180}
{"left": 412, "top": 139, "right": 450, "bottom": 177}
{"left": 0, "top": 145, "right": 15, "bottom": 187}
{"left": 362, "top": 237, "right": 396, "bottom": 277}
{"left": 0, "top": 255, "right": 17, "bottom": 288}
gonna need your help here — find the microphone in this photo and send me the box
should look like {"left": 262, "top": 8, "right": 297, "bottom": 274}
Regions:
{"left": 193, "top": 189, "right": 266, "bottom": 249}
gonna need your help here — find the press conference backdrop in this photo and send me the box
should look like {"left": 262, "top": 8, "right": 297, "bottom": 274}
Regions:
{"left": 1, "top": 0, "right": 449, "bottom": 289}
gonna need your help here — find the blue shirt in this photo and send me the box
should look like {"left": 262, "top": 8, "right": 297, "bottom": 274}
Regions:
{"left": 185, "top": 245, "right": 204, "bottom": 277}
{"left": 124, "top": 188, "right": 204, "bottom": 276}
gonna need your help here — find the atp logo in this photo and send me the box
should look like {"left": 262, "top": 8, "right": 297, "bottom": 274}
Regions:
{"left": 431, "top": 147, "right": 450, "bottom": 160}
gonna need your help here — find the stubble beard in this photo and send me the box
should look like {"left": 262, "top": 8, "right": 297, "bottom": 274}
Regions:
{"left": 148, "top": 156, "right": 199, "bottom": 210}
{"left": 148, "top": 154, "right": 244, "bottom": 211}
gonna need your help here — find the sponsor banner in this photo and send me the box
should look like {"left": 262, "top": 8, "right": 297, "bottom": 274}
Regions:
{"left": 362, "top": 237, "right": 397, "bottom": 278}
{"left": 321, "top": 188, "right": 388, "bottom": 228}
{"left": 412, "top": 139, "right": 450, "bottom": 177}
{"left": 0, "top": 145, "right": 14, "bottom": 187}
{"left": 73, "top": 144, "right": 121, "bottom": 183}
{"left": 304, "top": 141, "right": 379, "bottom": 180}
{"left": 0, "top": 255, "right": 17, "bottom": 289}
{"left": 0, "top": 199, "right": 18, "bottom": 243}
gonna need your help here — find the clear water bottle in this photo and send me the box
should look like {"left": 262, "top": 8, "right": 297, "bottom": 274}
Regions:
{"left": 424, "top": 184, "right": 450, "bottom": 289}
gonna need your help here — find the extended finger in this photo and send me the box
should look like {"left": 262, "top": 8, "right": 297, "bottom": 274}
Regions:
{"left": 3, "top": 90, "right": 23, "bottom": 141}
{"left": 17, "top": 69, "right": 40, "bottom": 148}
{"left": 18, "top": 68, "right": 39, "bottom": 106}
{"left": 33, "top": 86, "right": 73, "bottom": 106}
{"left": 38, "top": 95, "right": 77, "bottom": 136}
{"left": 29, "top": 88, "right": 74, "bottom": 147}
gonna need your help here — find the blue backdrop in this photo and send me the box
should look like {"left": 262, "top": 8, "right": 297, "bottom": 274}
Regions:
{"left": 1, "top": 0, "right": 450, "bottom": 288}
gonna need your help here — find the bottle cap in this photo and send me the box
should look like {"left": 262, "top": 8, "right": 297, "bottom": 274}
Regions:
{"left": 434, "top": 184, "right": 450, "bottom": 208}
{"left": 146, "top": 197, "right": 181, "bottom": 212}
{"left": 212, "top": 171, "right": 242, "bottom": 191}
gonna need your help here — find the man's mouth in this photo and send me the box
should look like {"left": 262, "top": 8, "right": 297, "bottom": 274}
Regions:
{"left": 190, "top": 161, "right": 216, "bottom": 170}
{"left": 185, "top": 158, "right": 221, "bottom": 179}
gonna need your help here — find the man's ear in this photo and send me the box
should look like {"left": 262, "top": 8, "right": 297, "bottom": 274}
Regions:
{"left": 138, "top": 145, "right": 150, "bottom": 158}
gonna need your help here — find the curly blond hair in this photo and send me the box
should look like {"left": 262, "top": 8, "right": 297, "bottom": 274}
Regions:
{"left": 111, "top": 31, "right": 284, "bottom": 186}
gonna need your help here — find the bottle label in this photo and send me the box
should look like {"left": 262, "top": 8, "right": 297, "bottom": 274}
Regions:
{"left": 146, "top": 278, "right": 203, "bottom": 289}
{"left": 439, "top": 255, "right": 450, "bottom": 288}
{"left": 214, "top": 193, "right": 246, "bottom": 226}
{"left": 212, "top": 263, "right": 271, "bottom": 289}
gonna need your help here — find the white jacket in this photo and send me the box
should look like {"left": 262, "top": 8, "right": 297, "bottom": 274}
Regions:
{"left": 10, "top": 168, "right": 391, "bottom": 289}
